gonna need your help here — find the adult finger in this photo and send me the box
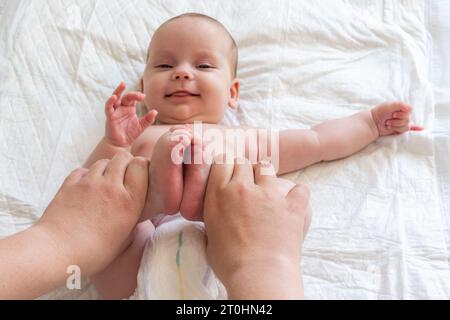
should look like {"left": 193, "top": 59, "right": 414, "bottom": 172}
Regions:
{"left": 83, "top": 159, "right": 110, "bottom": 179}
{"left": 253, "top": 161, "right": 277, "bottom": 189}
{"left": 63, "top": 167, "right": 89, "bottom": 186}
{"left": 103, "top": 151, "right": 134, "bottom": 184}
{"left": 124, "top": 157, "right": 149, "bottom": 210}
{"left": 286, "top": 184, "right": 310, "bottom": 214}
{"left": 206, "top": 154, "right": 234, "bottom": 191}
{"left": 230, "top": 158, "right": 254, "bottom": 184}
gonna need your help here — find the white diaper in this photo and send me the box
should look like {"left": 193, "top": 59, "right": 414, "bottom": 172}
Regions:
{"left": 130, "top": 214, "right": 227, "bottom": 300}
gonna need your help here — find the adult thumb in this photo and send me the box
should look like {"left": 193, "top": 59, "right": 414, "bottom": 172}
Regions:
{"left": 286, "top": 184, "right": 310, "bottom": 216}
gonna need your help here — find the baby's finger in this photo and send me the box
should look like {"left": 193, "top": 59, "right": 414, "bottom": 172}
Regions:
{"left": 393, "top": 126, "right": 410, "bottom": 134}
{"left": 400, "top": 103, "right": 412, "bottom": 113}
{"left": 392, "top": 112, "right": 409, "bottom": 120}
{"left": 121, "top": 92, "right": 145, "bottom": 106}
{"left": 410, "top": 124, "right": 424, "bottom": 131}
{"left": 113, "top": 82, "right": 126, "bottom": 99}
{"left": 386, "top": 119, "right": 407, "bottom": 127}
{"left": 139, "top": 109, "right": 158, "bottom": 130}
{"left": 105, "top": 95, "right": 117, "bottom": 118}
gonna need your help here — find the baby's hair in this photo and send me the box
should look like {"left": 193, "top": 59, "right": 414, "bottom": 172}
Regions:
{"left": 146, "top": 13, "right": 238, "bottom": 78}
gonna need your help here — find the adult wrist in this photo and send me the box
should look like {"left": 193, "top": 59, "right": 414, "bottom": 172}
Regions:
{"left": 223, "top": 255, "right": 303, "bottom": 300}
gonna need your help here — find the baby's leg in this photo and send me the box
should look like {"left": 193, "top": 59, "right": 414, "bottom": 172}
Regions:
{"left": 179, "top": 135, "right": 212, "bottom": 221}
{"left": 90, "top": 220, "right": 154, "bottom": 300}
{"left": 141, "top": 125, "right": 193, "bottom": 220}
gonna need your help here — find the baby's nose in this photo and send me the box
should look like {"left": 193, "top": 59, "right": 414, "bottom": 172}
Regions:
{"left": 172, "top": 69, "right": 193, "bottom": 81}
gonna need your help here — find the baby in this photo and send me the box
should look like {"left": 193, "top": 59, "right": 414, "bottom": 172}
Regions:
{"left": 84, "top": 13, "right": 423, "bottom": 299}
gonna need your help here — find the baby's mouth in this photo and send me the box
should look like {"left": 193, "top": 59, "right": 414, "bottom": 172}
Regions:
{"left": 166, "top": 90, "right": 200, "bottom": 98}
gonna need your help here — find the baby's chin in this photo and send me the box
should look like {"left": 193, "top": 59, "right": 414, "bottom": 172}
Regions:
{"left": 156, "top": 112, "right": 223, "bottom": 125}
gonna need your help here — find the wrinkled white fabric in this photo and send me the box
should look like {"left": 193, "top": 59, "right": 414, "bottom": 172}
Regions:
{"left": 0, "top": 0, "right": 449, "bottom": 299}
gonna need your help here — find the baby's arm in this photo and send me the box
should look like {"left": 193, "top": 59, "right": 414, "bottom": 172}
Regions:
{"left": 84, "top": 83, "right": 157, "bottom": 168}
{"left": 277, "top": 102, "right": 423, "bottom": 175}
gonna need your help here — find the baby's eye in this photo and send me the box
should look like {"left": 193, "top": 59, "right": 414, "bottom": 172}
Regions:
{"left": 197, "top": 64, "right": 213, "bottom": 69}
{"left": 156, "top": 64, "right": 172, "bottom": 68}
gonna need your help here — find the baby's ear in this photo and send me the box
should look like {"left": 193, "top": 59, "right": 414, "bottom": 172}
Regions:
{"left": 228, "top": 78, "right": 240, "bottom": 109}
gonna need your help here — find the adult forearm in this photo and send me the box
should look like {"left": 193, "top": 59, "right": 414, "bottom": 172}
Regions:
{"left": 0, "top": 226, "right": 73, "bottom": 299}
{"left": 312, "top": 110, "right": 379, "bottom": 161}
{"left": 83, "top": 136, "right": 130, "bottom": 168}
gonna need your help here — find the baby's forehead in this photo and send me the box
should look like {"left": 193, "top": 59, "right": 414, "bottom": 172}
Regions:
{"left": 148, "top": 30, "right": 231, "bottom": 60}
{"left": 151, "top": 48, "right": 223, "bottom": 60}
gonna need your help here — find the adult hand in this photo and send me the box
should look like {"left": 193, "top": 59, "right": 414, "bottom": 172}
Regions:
{"left": 203, "top": 159, "right": 310, "bottom": 299}
{"left": 38, "top": 151, "right": 149, "bottom": 275}
{"left": 0, "top": 151, "right": 149, "bottom": 299}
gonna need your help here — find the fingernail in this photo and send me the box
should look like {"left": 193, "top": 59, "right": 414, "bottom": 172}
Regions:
{"left": 259, "top": 160, "right": 275, "bottom": 176}
{"left": 259, "top": 160, "right": 271, "bottom": 168}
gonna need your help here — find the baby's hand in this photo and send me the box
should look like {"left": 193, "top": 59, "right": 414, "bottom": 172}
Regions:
{"left": 105, "top": 82, "right": 158, "bottom": 147}
{"left": 371, "top": 102, "right": 424, "bottom": 137}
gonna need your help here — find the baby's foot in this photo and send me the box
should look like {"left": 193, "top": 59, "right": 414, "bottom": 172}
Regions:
{"left": 179, "top": 135, "right": 212, "bottom": 221}
{"left": 141, "top": 125, "right": 193, "bottom": 220}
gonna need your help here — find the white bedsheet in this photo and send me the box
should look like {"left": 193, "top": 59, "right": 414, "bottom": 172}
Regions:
{"left": 428, "top": 0, "right": 450, "bottom": 260}
{"left": 0, "top": 0, "right": 449, "bottom": 299}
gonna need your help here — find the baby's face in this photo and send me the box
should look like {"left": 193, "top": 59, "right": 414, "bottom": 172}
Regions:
{"left": 142, "top": 17, "right": 239, "bottom": 124}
